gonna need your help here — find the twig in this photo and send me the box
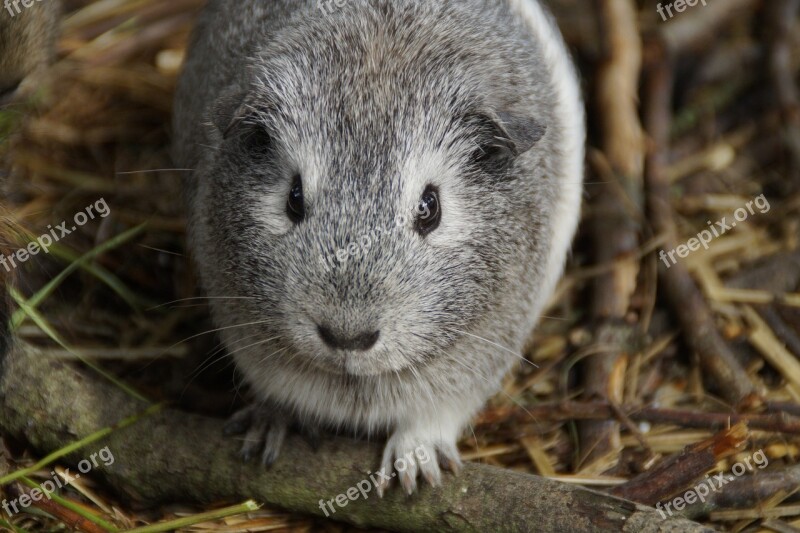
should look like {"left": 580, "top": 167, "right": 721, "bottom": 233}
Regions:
{"left": 643, "top": 40, "right": 760, "bottom": 407}
{"left": 610, "top": 423, "right": 749, "bottom": 505}
{"left": 683, "top": 464, "right": 800, "bottom": 518}
{"left": 767, "top": 0, "right": 800, "bottom": 179}
{"left": 762, "top": 519, "right": 800, "bottom": 533}
{"left": 476, "top": 401, "right": 800, "bottom": 434}
{"left": 579, "top": 0, "right": 644, "bottom": 472}
{"left": 13, "top": 476, "right": 117, "bottom": 533}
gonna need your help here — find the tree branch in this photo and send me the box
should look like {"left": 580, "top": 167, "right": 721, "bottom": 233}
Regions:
{"left": 0, "top": 344, "right": 711, "bottom": 532}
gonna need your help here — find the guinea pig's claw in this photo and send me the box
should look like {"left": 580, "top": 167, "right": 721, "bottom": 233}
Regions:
{"left": 438, "top": 443, "right": 463, "bottom": 475}
{"left": 225, "top": 405, "right": 288, "bottom": 467}
{"left": 223, "top": 406, "right": 254, "bottom": 436}
{"left": 261, "top": 421, "right": 287, "bottom": 466}
{"left": 379, "top": 436, "right": 459, "bottom": 495}
{"left": 420, "top": 459, "right": 442, "bottom": 488}
{"left": 375, "top": 475, "right": 390, "bottom": 499}
{"left": 399, "top": 469, "right": 417, "bottom": 495}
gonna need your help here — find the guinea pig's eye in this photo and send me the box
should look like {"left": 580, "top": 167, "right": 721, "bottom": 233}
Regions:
{"left": 415, "top": 185, "right": 441, "bottom": 236}
{"left": 287, "top": 174, "right": 305, "bottom": 223}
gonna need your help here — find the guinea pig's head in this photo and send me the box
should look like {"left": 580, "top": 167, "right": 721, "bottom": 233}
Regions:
{"left": 194, "top": 6, "right": 555, "bottom": 377}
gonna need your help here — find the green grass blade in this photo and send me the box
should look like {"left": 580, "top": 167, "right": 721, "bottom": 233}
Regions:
{"left": 19, "top": 476, "right": 119, "bottom": 532}
{"left": 124, "top": 500, "right": 261, "bottom": 533}
{"left": 0, "top": 518, "right": 31, "bottom": 533}
{"left": 9, "top": 287, "right": 149, "bottom": 402}
{"left": 10, "top": 224, "right": 149, "bottom": 329}
{"left": 44, "top": 239, "right": 154, "bottom": 310}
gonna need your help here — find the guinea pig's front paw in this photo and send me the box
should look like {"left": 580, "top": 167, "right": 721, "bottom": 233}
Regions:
{"left": 223, "top": 404, "right": 287, "bottom": 466}
{"left": 377, "top": 431, "right": 462, "bottom": 496}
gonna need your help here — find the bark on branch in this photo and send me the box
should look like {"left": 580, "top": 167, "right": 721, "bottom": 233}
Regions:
{"left": 0, "top": 344, "right": 712, "bottom": 532}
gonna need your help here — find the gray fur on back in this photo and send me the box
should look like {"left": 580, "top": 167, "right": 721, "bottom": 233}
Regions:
{"left": 174, "top": 0, "right": 584, "bottom": 480}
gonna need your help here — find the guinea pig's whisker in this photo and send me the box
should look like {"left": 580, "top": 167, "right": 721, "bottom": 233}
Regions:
{"left": 137, "top": 244, "right": 184, "bottom": 257}
{"left": 147, "top": 296, "right": 257, "bottom": 311}
{"left": 163, "top": 304, "right": 217, "bottom": 310}
{"left": 258, "top": 346, "right": 290, "bottom": 365}
{"left": 190, "top": 331, "right": 268, "bottom": 379}
{"left": 172, "top": 318, "right": 274, "bottom": 347}
{"left": 132, "top": 317, "right": 274, "bottom": 374}
{"left": 231, "top": 367, "right": 249, "bottom": 400}
{"left": 190, "top": 347, "right": 233, "bottom": 379}
{"left": 281, "top": 345, "right": 311, "bottom": 369}
{"left": 196, "top": 142, "right": 237, "bottom": 156}
{"left": 116, "top": 168, "right": 194, "bottom": 175}
{"left": 182, "top": 336, "right": 276, "bottom": 393}
{"left": 446, "top": 354, "right": 538, "bottom": 423}
{"left": 408, "top": 363, "right": 440, "bottom": 423}
{"left": 223, "top": 337, "right": 281, "bottom": 361}
{"left": 180, "top": 357, "right": 237, "bottom": 397}
{"left": 182, "top": 335, "right": 275, "bottom": 393}
{"left": 189, "top": 337, "right": 286, "bottom": 395}
{"left": 448, "top": 328, "right": 538, "bottom": 369}
{"left": 467, "top": 421, "right": 479, "bottom": 452}
{"left": 539, "top": 314, "right": 569, "bottom": 321}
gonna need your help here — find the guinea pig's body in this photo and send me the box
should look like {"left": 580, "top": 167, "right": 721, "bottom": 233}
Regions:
{"left": 174, "top": 0, "right": 583, "bottom": 492}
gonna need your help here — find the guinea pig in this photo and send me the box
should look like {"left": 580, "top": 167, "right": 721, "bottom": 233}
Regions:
{"left": 0, "top": 0, "right": 61, "bottom": 104}
{"left": 173, "top": 0, "right": 584, "bottom": 494}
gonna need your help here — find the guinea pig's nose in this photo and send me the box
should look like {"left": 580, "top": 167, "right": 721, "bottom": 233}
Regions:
{"left": 317, "top": 324, "right": 379, "bottom": 351}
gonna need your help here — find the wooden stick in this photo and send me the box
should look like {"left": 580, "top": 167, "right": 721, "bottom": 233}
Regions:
{"left": 476, "top": 402, "right": 800, "bottom": 435}
{"left": 642, "top": 40, "right": 760, "bottom": 407}
{"left": 767, "top": 0, "right": 800, "bottom": 178}
{"left": 610, "top": 423, "right": 749, "bottom": 505}
{"left": 579, "top": 0, "right": 644, "bottom": 472}
{"left": 0, "top": 344, "right": 710, "bottom": 533}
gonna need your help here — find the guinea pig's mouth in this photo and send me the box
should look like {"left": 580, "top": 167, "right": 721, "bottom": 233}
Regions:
{"left": 303, "top": 347, "right": 409, "bottom": 377}
{"left": 290, "top": 313, "right": 453, "bottom": 377}
{"left": 300, "top": 340, "right": 445, "bottom": 378}
{"left": 296, "top": 335, "right": 421, "bottom": 377}
{"left": 292, "top": 316, "right": 392, "bottom": 375}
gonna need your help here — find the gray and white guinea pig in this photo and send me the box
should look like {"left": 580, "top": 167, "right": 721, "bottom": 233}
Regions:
{"left": 173, "top": 0, "right": 584, "bottom": 493}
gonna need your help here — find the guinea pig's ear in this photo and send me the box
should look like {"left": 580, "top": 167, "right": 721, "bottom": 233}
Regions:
{"left": 495, "top": 111, "right": 547, "bottom": 156}
{"left": 467, "top": 111, "right": 546, "bottom": 168}
{"left": 211, "top": 90, "right": 250, "bottom": 139}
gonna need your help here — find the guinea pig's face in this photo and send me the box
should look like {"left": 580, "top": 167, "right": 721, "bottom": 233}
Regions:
{"left": 200, "top": 31, "right": 548, "bottom": 377}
